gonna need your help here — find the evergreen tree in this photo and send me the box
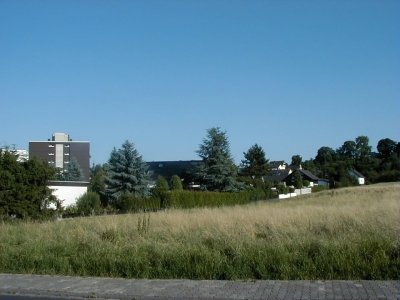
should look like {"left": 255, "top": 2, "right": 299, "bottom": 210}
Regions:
{"left": 170, "top": 175, "right": 183, "bottom": 190}
{"left": 240, "top": 144, "right": 270, "bottom": 178}
{"left": 196, "top": 127, "right": 241, "bottom": 192}
{"left": 89, "top": 164, "right": 106, "bottom": 194}
{"left": 104, "top": 140, "right": 150, "bottom": 203}
{"left": 293, "top": 170, "right": 303, "bottom": 189}
{"left": 62, "top": 157, "right": 85, "bottom": 181}
{"left": 89, "top": 164, "right": 107, "bottom": 206}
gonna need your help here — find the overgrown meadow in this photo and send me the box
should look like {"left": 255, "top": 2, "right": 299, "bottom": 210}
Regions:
{"left": 0, "top": 183, "right": 399, "bottom": 280}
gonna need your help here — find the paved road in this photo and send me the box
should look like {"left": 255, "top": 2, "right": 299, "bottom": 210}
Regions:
{"left": 0, "top": 274, "right": 399, "bottom": 300}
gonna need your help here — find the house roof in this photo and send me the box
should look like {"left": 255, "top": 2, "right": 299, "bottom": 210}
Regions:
{"left": 270, "top": 160, "right": 286, "bottom": 168}
{"left": 349, "top": 169, "right": 365, "bottom": 178}
{"left": 298, "top": 169, "right": 320, "bottom": 181}
{"left": 264, "top": 169, "right": 291, "bottom": 182}
{"left": 147, "top": 160, "right": 203, "bottom": 181}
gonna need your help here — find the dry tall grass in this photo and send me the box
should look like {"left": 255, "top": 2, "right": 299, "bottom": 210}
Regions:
{"left": 1, "top": 183, "right": 399, "bottom": 279}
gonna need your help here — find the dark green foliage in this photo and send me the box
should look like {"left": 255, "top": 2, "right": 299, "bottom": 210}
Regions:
{"left": 114, "top": 192, "right": 137, "bottom": 212}
{"left": 309, "top": 136, "right": 400, "bottom": 185}
{"left": 105, "top": 141, "right": 150, "bottom": 204}
{"left": 240, "top": 144, "right": 270, "bottom": 178}
{"left": 89, "top": 164, "right": 107, "bottom": 206}
{"left": 164, "top": 190, "right": 264, "bottom": 209}
{"left": 293, "top": 170, "right": 303, "bottom": 188}
{"left": 170, "top": 175, "right": 183, "bottom": 191}
{"left": 76, "top": 192, "right": 101, "bottom": 215}
{"left": 152, "top": 176, "right": 169, "bottom": 209}
{"left": 291, "top": 155, "right": 302, "bottom": 168}
{"left": 155, "top": 175, "right": 169, "bottom": 191}
{"left": 196, "top": 127, "right": 242, "bottom": 192}
{"left": 0, "top": 149, "right": 60, "bottom": 220}
{"left": 337, "top": 140, "right": 357, "bottom": 161}
{"left": 114, "top": 192, "right": 160, "bottom": 213}
{"left": 61, "top": 157, "right": 85, "bottom": 181}
{"left": 89, "top": 164, "right": 106, "bottom": 194}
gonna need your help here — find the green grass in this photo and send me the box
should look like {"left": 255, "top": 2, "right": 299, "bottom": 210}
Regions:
{"left": 0, "top": 183, "right": 399, "bottom": 279}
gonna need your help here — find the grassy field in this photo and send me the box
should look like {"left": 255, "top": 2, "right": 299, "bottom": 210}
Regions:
{"left": 0, "top": 183, "right": 399, "bottom": 279}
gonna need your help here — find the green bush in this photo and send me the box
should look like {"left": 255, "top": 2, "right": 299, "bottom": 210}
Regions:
{"left": 163, "top": 190, "right": 266, "bottom": 209}
{"left": 311, "top": 185, "right": 329, "bottom": 193}
{"left": 115, "top": 193, "right": 160, "bottom": 213}
{"left": 76, "top": 192, "right": 101, "bottom": 216}
{"left": 170, "top": 175, "right": 183, "bottom": 191}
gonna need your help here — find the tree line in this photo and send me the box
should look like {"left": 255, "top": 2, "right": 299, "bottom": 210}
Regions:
{"left": 302, "top": 136, "right": 400, "bottom": 187}
{"left": 87, "top": 128, "right": 399, "bottom": 214}
{"left": 1, "top": 128, "right": 399, "bottom": 219}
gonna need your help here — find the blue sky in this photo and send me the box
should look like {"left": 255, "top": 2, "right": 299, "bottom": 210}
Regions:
{"left": 1, "top": 0, "right": 399, "bottom": 165}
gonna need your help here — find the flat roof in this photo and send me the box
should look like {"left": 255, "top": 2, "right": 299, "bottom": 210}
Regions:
{"left": 29, "top": 141, "right": 90, "bottom": 143}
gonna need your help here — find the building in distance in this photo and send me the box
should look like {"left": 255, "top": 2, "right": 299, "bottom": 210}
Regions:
{"left": 29, "top": 133, "right": 90, "bottom": 181}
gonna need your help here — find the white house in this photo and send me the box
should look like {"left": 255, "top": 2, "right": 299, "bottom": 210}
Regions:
{"left": 349, "top": 169, "right": 365, "bottom": 185}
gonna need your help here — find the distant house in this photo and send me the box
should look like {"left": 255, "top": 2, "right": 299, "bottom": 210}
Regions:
{"left": 349, "top": 169, "right": 365, "bottom": 185}
{"left": 147, "top": 160, "right": 203, "bottom": 188}
{"left": 284, "top": 168, "right": 320, "bottom": 187}
{"left": 29, "top": 133, "right": 90, "bottom": 181}
{"left": 270, "top": 161, "right": 288, "bottom": 171}
{"left": 265, "top": 165, "right": 328, "bottom": 188}
{"left": 264, "top": 169, "right": 292, "bottom": 183}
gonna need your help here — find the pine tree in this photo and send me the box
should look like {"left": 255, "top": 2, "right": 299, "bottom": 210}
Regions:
{"left": 104, "top": 140, "right": 150, "bottom": 202}
{"left": 62, "top": 157, "right": 85, "bottom": 181}
{"left": 196, "top": 127, "right": 242, "bottom": 192}
{"left": 240, "top": 144, "right": 270, "bottom": 178}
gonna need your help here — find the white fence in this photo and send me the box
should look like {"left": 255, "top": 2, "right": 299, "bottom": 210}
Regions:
{"left": 278, "top": 188, "right": 312, "bottom": 199}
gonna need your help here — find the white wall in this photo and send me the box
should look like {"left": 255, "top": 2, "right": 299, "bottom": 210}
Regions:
{"left": 49, "top": 185, "right": 87, "bottom": 207}
{"left": 279, "top": 193, "right": 297, "bottom": 199}
{"left": 294, "top": 188, "right": 312, "bottom": 195}
{"left": 278, "top": 188, "right": 312, "bottom": 199}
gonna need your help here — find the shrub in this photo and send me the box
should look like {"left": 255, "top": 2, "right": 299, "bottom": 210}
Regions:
{"left": 170, "top": 175, "right": 183, "bottom": 191}
{"left": 76, "top": 192, "right": 101, "bottom": 216}
{"left": 114, "top": 193, "right": 139, "bottom": 213}
{"left": 164, "top": 190, "right": 265, "bottom": 209}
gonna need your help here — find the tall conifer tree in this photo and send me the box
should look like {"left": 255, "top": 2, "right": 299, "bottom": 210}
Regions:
{"left": 196, "top": 127, "right": 241, "bottom": 192}
{"left": 105, "top": 140, "right": 149, "bottom": 202}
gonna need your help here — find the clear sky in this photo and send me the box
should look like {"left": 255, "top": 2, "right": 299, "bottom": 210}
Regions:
{"left": 1, "top": 0, "right": 399, "bottom": 165}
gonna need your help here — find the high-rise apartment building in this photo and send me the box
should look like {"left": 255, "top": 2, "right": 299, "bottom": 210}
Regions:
{"left": 29, "top": 133, "right": 90, "bottom": 181}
